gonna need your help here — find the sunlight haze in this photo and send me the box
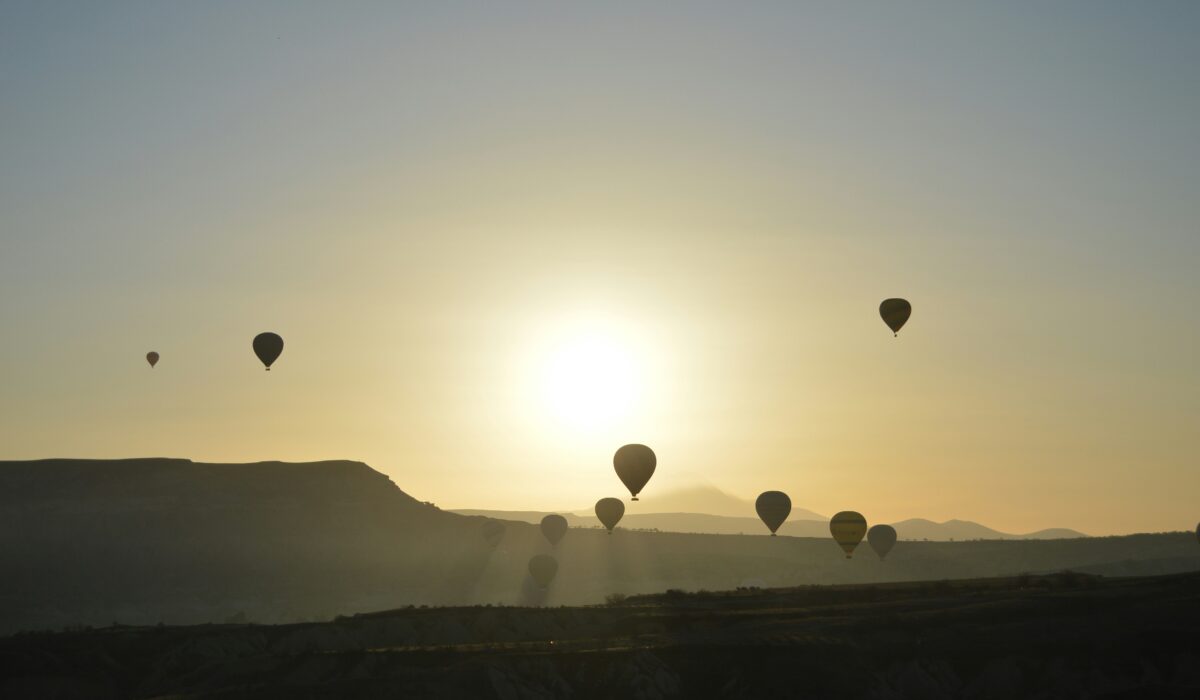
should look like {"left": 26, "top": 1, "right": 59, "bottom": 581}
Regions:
{"left": 2, "top": 2, "right": 1198, "bottom": 536}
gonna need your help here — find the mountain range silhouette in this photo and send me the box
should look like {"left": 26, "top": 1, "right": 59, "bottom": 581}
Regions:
{"left": 487, "top": 484, "right": 1088, "bottom": 540}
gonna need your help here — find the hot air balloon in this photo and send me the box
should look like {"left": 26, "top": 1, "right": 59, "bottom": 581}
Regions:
{"left": 867, "top": 524, "right": 897, "bottom": 560}
{"left": 830, "top": 511, "right": 868, "bottom": 558}
{"left": 595, "top": 498, "right": 625, "bottom": 534}
{"left": 482, "top": 520, "right": 505, "bottom": 549}
{"left": 755, "top": 491, "right": 791, "bottom": 536}
{"left": 252, "top": 332, "right": 284, "bottom": 370}
{"left": 146, "top": 352, "right": 159, "bottom": 368}
{"left": 528, "top": 554, "right": 559, "bottom": 589}
{"left": 540, "top": 514, "right": 568, "bottom": 547}
{"left": 879, "top": 298, "right": 911, "bottom": 336}
{"left": 614, "top": 444, "right": 656, "bottom": 501}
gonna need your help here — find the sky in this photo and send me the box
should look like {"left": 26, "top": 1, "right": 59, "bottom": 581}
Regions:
{"left": 2, "top": 2, "right": 1198, "bottom": 536}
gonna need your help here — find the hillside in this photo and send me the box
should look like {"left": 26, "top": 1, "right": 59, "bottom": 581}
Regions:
{"left": 3, "top": 572, "right": 1198, "bottom": 698}
{"left": 0, "top": 459, "right": 497, "bottom": 633}
{"left": 0, "top": 459, "right": 1191, "bottom": 636}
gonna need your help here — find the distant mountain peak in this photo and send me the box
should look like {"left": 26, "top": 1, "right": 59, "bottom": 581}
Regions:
{"left": 611, "top": 482, "right": 825, "bottom": 520}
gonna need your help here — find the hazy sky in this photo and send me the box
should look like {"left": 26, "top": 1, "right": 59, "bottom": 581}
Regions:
{"left": 3, "top": 2, "right": 1198, "bottom": 535}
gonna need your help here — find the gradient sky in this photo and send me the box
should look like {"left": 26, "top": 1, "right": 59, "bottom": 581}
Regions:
{"left": 2, "top": 2, "right": 1198, "bottom": 535}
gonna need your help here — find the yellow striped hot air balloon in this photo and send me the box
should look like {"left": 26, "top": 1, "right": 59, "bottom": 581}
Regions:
{"left": 830, "top": 511, "right": 868, "bottom": 558}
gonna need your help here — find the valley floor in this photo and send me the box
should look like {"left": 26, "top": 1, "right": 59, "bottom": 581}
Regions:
{"left": 3, "top": 571, "right": 1199, "bottom": 699}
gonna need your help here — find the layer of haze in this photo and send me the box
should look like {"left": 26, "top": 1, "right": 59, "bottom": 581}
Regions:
{"left": 2, "top": 2, "right": 1197, "bottom": 536}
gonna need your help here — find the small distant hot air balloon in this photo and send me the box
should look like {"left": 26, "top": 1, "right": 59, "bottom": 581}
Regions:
{"left": 146, "top": 352, "right": 159, "bottom": 368}
{"left": 528, "top": 554, "right": 559, "bottom": 589}
{"left": 595, "top": 498, "right": 625, "bottom": 534}
{"left": 755, "top": 491, "right": 791, "bottom": 536}
{"left": 879, "top": 298, "right": 911, "bottom": 337}
{"left": 830, "top": 511, "right": 868, "bottom": 558}
{"left": 867, "top": 524, "right": 897, "bottom": 560}
{"left": 540, "top": 514, "right": 568, "bottom": 547}
{"left": 614, "top": 444, "right": 656, "bottom": 501}
{"left": 482, "top": 521, "right": 505, "bottom": 549}
{"left": 252, "top": 332, "right": 284, "bottom": 370}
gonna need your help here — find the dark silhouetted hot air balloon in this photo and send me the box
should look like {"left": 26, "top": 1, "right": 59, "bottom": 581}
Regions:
{"left": 528, "top": 554, "right": 558, "bottom": 589}
{"left": 755, "top": 491, "right": 791, "bottom": 536}
{"left": 595, "top": 498, "right": 625, "bottom": 534}
{"left": 482, "top": 520, "right": 505, "bottom": 549}
{"left": 146, "top": 352, "right": 159, "bottom": 368}
{"left": 614, "top": 444, "right": 656, "bottom": 500}
{"left": 253, "top": 332, "right": 284, "bottom": 370}
{"left": 879, "top": 298, "right": 911, "bottom": 336}
{"left": 540, "top": 514, "right": 568, "bottom": 547}
{"left": 830, "top": 511, "right": 868, "bottom": 558}
{"left": 867, "top": 524, "right": 897, "bottom": 560}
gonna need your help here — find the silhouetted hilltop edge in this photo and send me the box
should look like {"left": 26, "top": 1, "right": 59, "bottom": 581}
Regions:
{"left": 0, "top": 457, "right": 428, "bottom": 509}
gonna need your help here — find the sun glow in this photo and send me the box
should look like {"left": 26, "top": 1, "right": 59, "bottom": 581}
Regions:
{"left": 540, "top": 331, "right": 639, "bottom": 431}
{"left": 516, "top": 314, "right": 652, "bottom": 436}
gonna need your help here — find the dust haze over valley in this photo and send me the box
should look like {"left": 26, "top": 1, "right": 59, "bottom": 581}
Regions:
{"left": 0, "top": 458, "right": 1192, "bottom": 637}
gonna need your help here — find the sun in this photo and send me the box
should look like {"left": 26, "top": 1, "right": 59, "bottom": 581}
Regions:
{"left": 538, "top": 330, "right": 640, "bottom": 432}
{"left": 514, "top": 311, "right": 661, "bottom": 441}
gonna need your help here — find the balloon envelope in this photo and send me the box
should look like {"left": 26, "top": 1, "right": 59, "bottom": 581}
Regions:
{"left": 595, "top": 497, "right": 625, "bottom": 533}
{"left": 253, "top": 332, "right": 284, "bottom": 370}
{"left": 614, "top": 444, "right": 656, "bottom": 500}
{"left": 540, "top": 514, "right": 568, "bottom": 547}
{"left": 879, "top": 298, "right": 912, "bottom": 336}
{"left": 528, "top": 554, "right": 558, "bottom": 589}
{"left": 482, "top": 520, "right": 505, "bottom": 549}
{"left": 830, "top": 511, "right": 868, "bottom": 558}
{"left": 867, "top": 524, "right": 897, "bottom": 560}
{"left": 146, "top": 352, "right": 159, "bottom": 368}
{"left": 755, "top": 491, "right": 792, "bottom": 535}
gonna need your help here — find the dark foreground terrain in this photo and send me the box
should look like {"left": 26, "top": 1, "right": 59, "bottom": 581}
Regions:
{"left": 3, "top": 571, "right": 1198, "bottom": 699}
